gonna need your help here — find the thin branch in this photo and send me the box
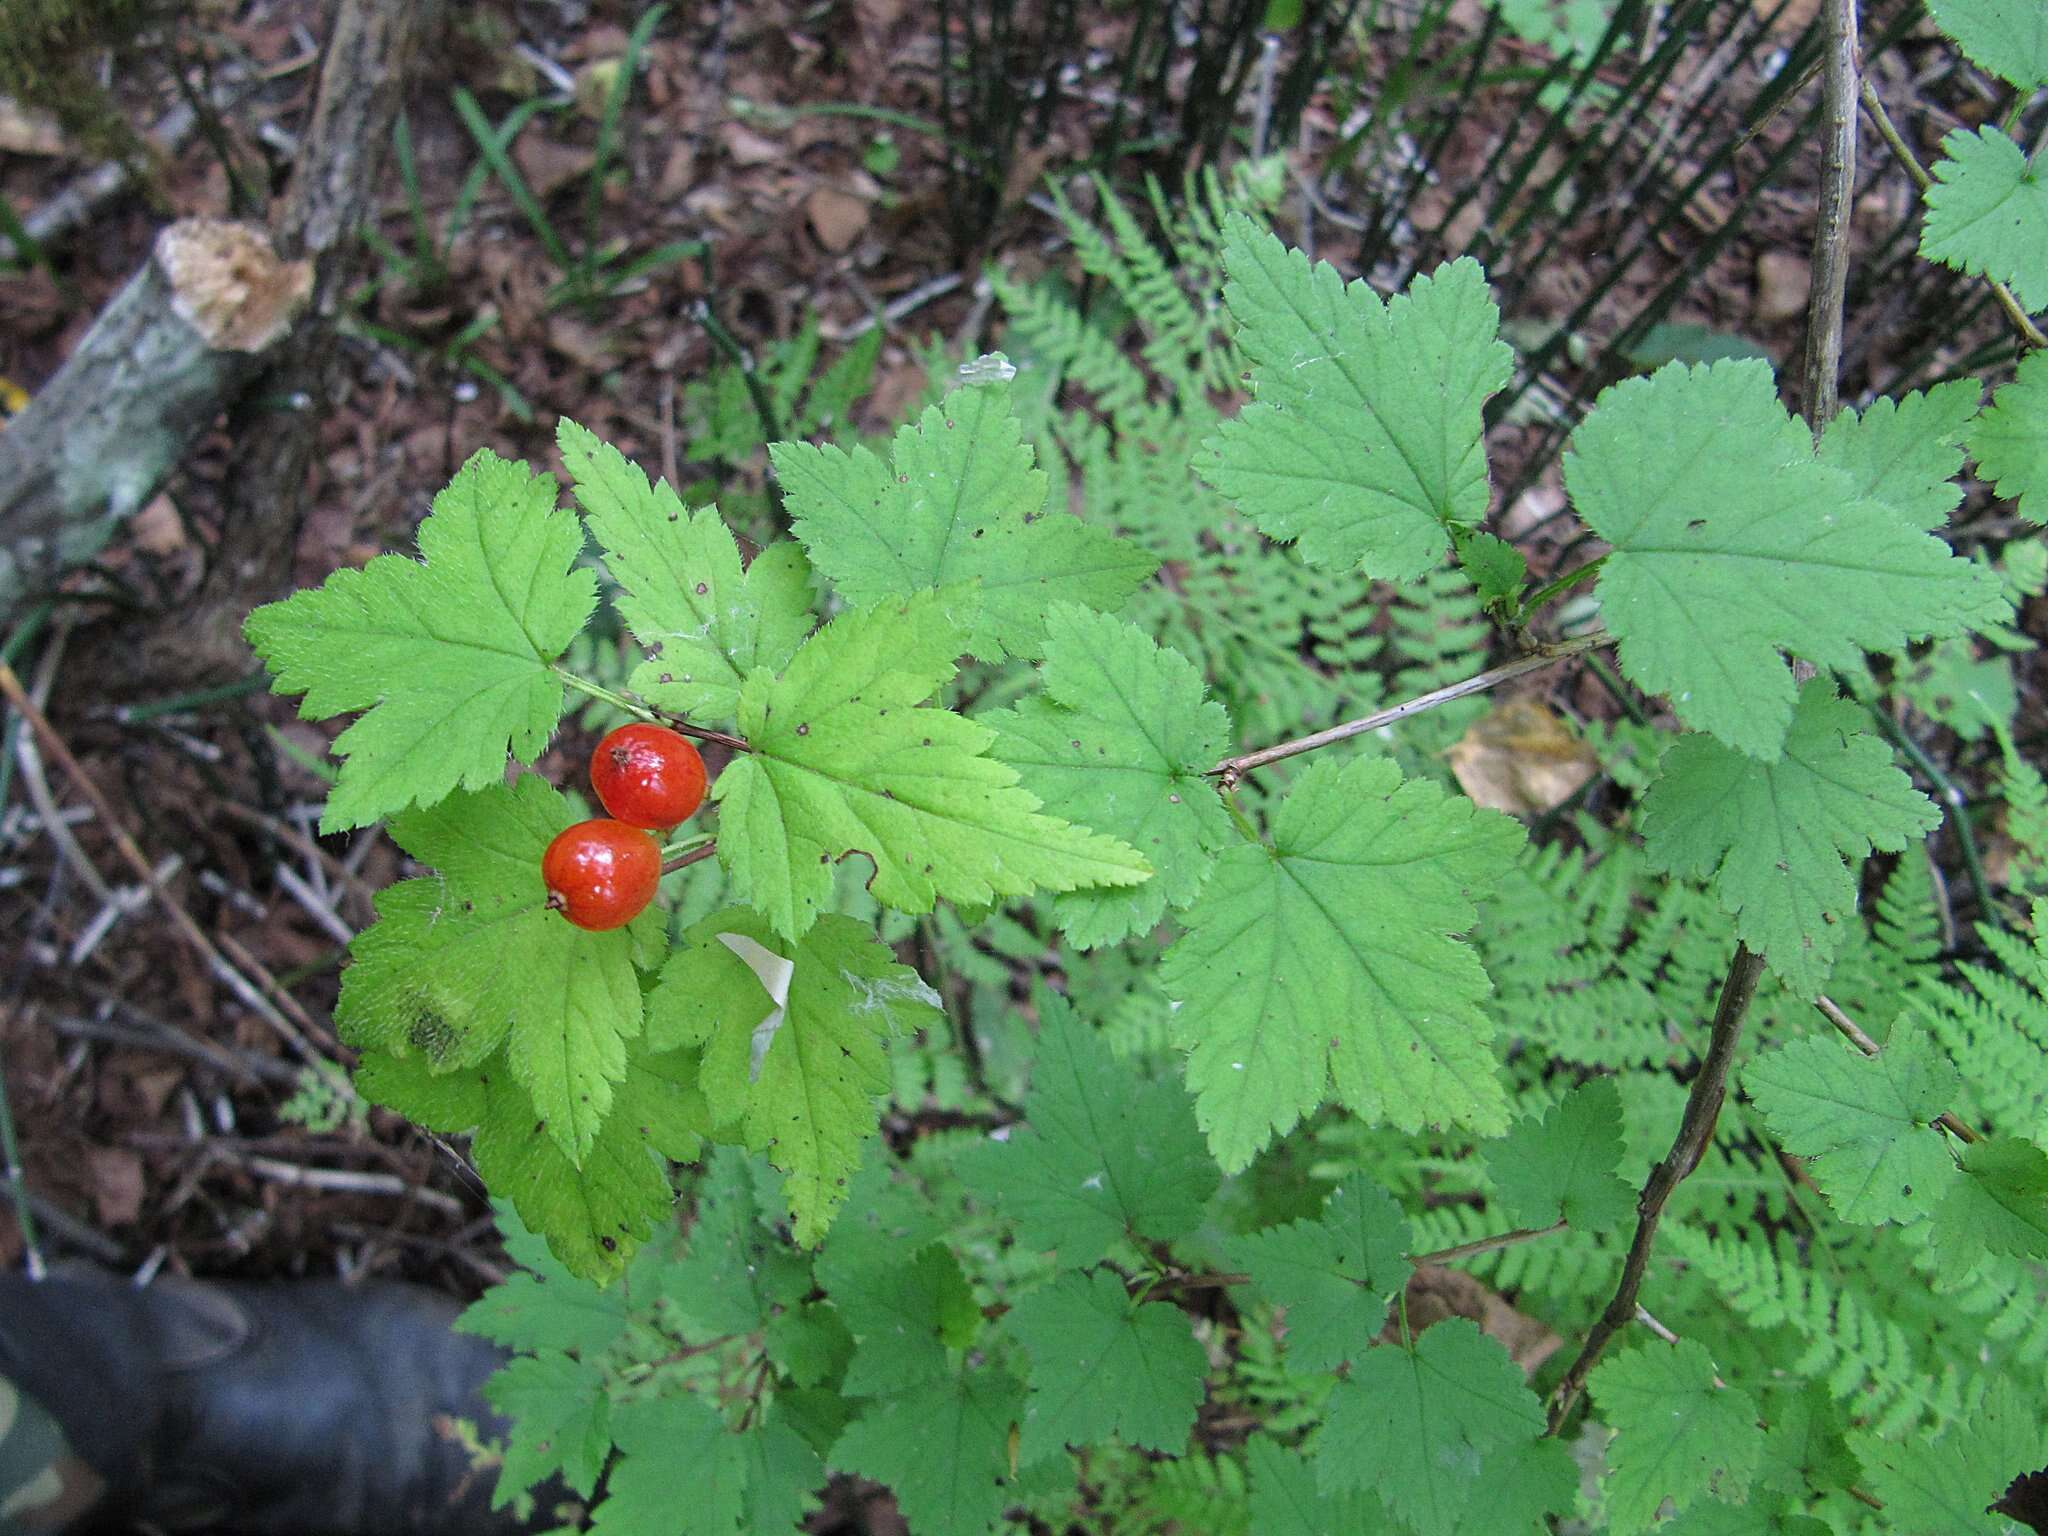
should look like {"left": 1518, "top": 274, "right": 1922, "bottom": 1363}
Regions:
{"left": 1546, "top": 944, "right": 1766, "bottom": 1433}
{"left": 1213, "top": 631, "right": 1610, "bottom": 786}
{"left": 1814, "top": 994, "right": 1982, "bottom": 1143}
{"left": 1802, "top": 0, "right": 1860, "bottom": 429}
{"left": 661, "top": 841, "right": 719, "bottom": 876}
{"left": 1858, "top": 79, "right": 2047, "bottom": 350}
{"left": 1409, "top": 1219, "right": 1567, "bottom": 1268}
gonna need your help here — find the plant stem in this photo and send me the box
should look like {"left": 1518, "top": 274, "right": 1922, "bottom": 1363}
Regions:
{"left": 1802, "top": 0, "right": 1859, "bottom": 430}
{"left": 1408, "top": 1219, "right": 1566, "bottom": 1268}
{"left": 660, "top": 841, "right": 719, "bottom": 876}
{"left": 552, "top": 667, "right": 750, "bottom": 752}
{"left": 1858, "top": 79, "right": 2047, "bottom": 350}
{"left": 1545, "top": 943, "right": 1765, "bottom": 1433}
{"left": 0, "top": 1057, "right": 43, "bottom": 1280}
{"left": 1814, "top": 994, "right": 1982, "bottom": 1143}
{"left": 1212, "top": 631, "right": 1611, "bottom": 785}
{"left": 1520, "top": 556, "right": 1607, "bottom": 621}
{"left": 1862, "top": 701, "right": 2000, "bottom": 931}
{"left": 690, "top": 298, "right": 783, "bottom": 446}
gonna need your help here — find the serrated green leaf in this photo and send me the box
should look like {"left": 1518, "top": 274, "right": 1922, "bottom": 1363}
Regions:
{"left": 817, "top": 1236, "right": 980, "bottom": 1397}
{"left": 1443, "top": 1437, "right": 1581, "bottom": 1535}
{"left": 455, "top": 1202, "right": 632, "bottom": 1354}
{"left": 1657, "top": 1503, "right": 1834, "bottom": 1536}
{"left": 1569, "top": 360, "right": 2003, "bottom": 760}
{"left": 244, "top": 448, "right": 594, "bottom": 831}
{"left": 1852, "top": 1376, "right": 2048, "bottom": 1535}
{"left": 649, "top": 909, "right": 937, "bottom": 1243}
{"left": 765, "top": 1301, "right": 855, "bottom": 1389}
{"left": 1317, "top": 1319, "right": 1546, "bottom": 1535}
{"left": 472, "top": 1041, "right": 710, "bottom": 1283}
{"left": 959, "top": 988, "right": 1217, "bottom": 1269}
{"left": 1230, "top": 1180, "right": 1412, "bottom": 1374}
{"left": 830, "top": 1367, "right": 1026, "bottom": 1536}
{"left": 1925, "top": 0, "right": 2048, "bottom": 89}
{"left": 1921, "top": 126, "right": 2048, "bottom": 314}
{"left": 560, "top": 418, "right": 813, "bottom": 724}
{"left": 1744, "top": 1027, "right": 1959, "bottom": 1225}
{"left": 1452, "top": 528, "right": 1527, "bottom": 609}
{"left": 1816, "top": 380, "right": 1981, "bottom": 529}
{"left": 1198, "top": 217, "right": 1512, "bottom": 579}
{"left": 338, "top": 779, "right": 651, "bottom": 1165}
{"left": 771, "top": 380, "right": 1153, "bottom": 660}
{"left": 1930, "top": 1134, "right": 2048, "bottom": 1263}
{"left": 1968, "top": 349, "right": 2048, "bottom": 525}
{"left": 481, "top": 1352, "right": 610, "bottom": 1504}
{"left": 592, "top": 1395, "right": 748, "bottom": 1536}
{"left": 1590, "top": 1340, "right": 1763, "bottom": 1534}
{"left": 661, "top": 1146, "right": 813, "bottom": 1338}
{"left": 986, "top": 603, "right": 1232, "bottom": 947}
{"left": 742, "top": 1412, "right": 827, "bottom": 1534}
{"left": 1754, "top": 1384, "right": 1861, "bottom": 1502}
{"left": 352, "top": 1047, "right": 488, "bottom": 1133}
{"left": 1161, "top": 756, "right": 1523, "bottom": 1172}
{"left": 1485, "top": 1076, "right": 1634, "bottom": 1232}
{"left": 712, "top": 589, "right": 1151, "bottom": 940}
{"left": 1246, "top": 1435, "right": 1393, "bottom": 1535}
{"left": 1006, "top": 1269, "right": 1206, "bottom": 1461}
{"left": 1641, "top": 681, "right": 1939, "bottom": 994}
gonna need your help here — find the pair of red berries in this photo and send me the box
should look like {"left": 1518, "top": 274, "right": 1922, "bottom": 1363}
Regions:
{"left": 542, "top": 723, "right": 707, "bottom": 931}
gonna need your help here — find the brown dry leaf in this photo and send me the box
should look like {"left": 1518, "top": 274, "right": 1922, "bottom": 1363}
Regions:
{"left": 0, "top": 96, "right": 66, "bottom": 155}
{"left": 1755, "top": 249, "right": 1811, "bottom": 324}
{"left": 513, "top": 136, "right": 597, "bottom": 201}
{"left": 574, "top": 59, "right": 623, "bottom": 121}
{"left": 807, "top": 187, "right": 869, "bottom": 253}
{"left": 1758, "top": 0, "right": 1822, "bottom": 37}
{"left": 656, "top": 142, "right": 698, "bottom": 200}
{"left": 721, "top": 122, "right": 783, "bottom": 167}
{"left": 1447, "top": 697, "right": 1599, "bottom": 816}
{"left": 1383, "top": 1266, "right": 1565, "bottom": 1376}
{"left": 88, "top": 1146, "right": 147, "bottom": 1227}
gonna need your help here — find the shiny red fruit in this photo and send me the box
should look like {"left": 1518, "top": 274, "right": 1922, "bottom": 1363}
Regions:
{"left": 589, "top": 723, "right": 707, "bottom": 830}
{"left": 542, "top": 818, "right": 661, "bottom": 931}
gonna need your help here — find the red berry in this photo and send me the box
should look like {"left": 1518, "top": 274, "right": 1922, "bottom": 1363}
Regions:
{"left": 542, "top": 818, "right": 661, "bottom": 931}
{"left": 589, "top": 723, "right": 707, "bottom": 830}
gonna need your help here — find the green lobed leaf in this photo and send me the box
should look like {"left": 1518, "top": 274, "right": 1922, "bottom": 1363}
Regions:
{"left": 1161, "top": 755, "right": 1523, "bottom": 1172}
{"left": 1230, "top": 1180, "right": 1413, "bottom": 1374}
{"left": 453, "top": 1202, "right": 632, "bottom": 1355}
{"left": 742, "top": 1412, "right": 827, "bottom": 1534}
{"left": 771, "top": 376, "right": 1154, "bottom": 660}
{"left": 1816, "top": 380, "right": 1981, "bottom": 530}
{"left": 338, "top": 778, "right": 657, "bottom": 1166}
{"left": 1852, "top": 1376, "right": 2048, "bottom": 1535}
{"left": 1484, "top": 1076, "right": 1635, "bottom": 1232}
{"left": 1443, "top": 1438, "right": 1581, "bottom": 1535}
{"left": 244, "top": 447, "right": 595, "bottom": 831}
{"left": 1925, "top": 0, "right": 2048, "bottom": 89}
{"left": 480, "top": 1352, "right": 611, "bottom": 1505}
{"left": 830, "top": 1367, "right": 1028, "bottom": 1536}
{"left": 1568, "top": 359, "right": 2004, "bottom": 759}
{"left": 1198, "top": 216, "right": 1512, "bottom": 580}
{"left": 1245, "top": 1435, "right": 1393, "bottom": 1535}
{"left": 959, "top": 988, "right": 1218, "bottom": 1269}
{"left": 659, "top": 1146, "right": 813, "bottom": 1339}
{"left": 1641, "top": 681, "right": 1939, "bottom": 995}
{"left": 591, "top": 1395, "right": 748, "bottom": 1536}
{"left": 817, "top": 1234, "right": 981, "bottom": 1398}
{"left": 1744, "top": 1026, "right": 1960, "bottom": 1226}
{"left": 1005, "top": 1268, "right": 1208, "bottom": 1462}
{"left": 560, "top": 418, "right": 814, "bottom": 725}
{"left": 649, "top": 908, "right": 939, "bottom": 1243}
{"left": 1316, "top": 1319, "right": 1547, "bottom": 1535}
{"left": 1968, "top": 348, "right": 2048, "bottom": 525}
{"left": 712, "top": 589, "right": 1152, "bottom": 940}
{"left": 1590, "top": 1340, "right": 1763, "bottom": 1534}
{"left": 1929, "top": 1134, "right": 2048, "bottom": 1264}
{"left": 986, "top": 602, "right": 1234, "bottom": 948}
{"left": 1920, "top": 126, "right": 2048, "bottom": 314}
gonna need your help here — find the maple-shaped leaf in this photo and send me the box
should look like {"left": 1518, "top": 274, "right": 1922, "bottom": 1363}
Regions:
{"left": 1005, "top": 1268, "right": 1208, "bottom": 1461}
{"left": 770, "top": 376, "right": 1153, "bottom": 660}
{"left": 649, "top": 908, "right": 938, "bottom": 1244}
{"left": 818, "top": 1228, "right": 980, "bottom": 1397}
{"left": 1197, "top": 216, "right": 1512, "bottom": 580}
{"left": 452, "top": 1200, "right": 634, "bottom": 1355}
{"left": 1921, "top": 127, "right": 2048, "bottom": 314}
{"left": 1743, "top": 1026, "right": 1960, "bottom": 1226}
{"left": 1925, "top": 0, "right": 2048, "bottom": 87}
{"left": 471, "top": 1040, "right": 711, "bottom": 1283}
{"left": 1929, "top": 1135, "right": 2048, "bottom": 1264}
{"left": 1245, "top": 1436, "right": 1392, "bottom": 1536}
{"left": 1230, "top": 1180, "right": 1413, "bottom": 1374}
{"left": 1567, "top": 359, "right": 2004, "bottom": 759}
{"left": 1654, "top": 1500, "right": 1833, "bottom": 1536}
{"left": 480, "top": 1353, "right": 610, "bottom": 1505}
{"left": 592, "top": 1395, "right": 748, "bottom": 1536}
{"left": 338, "top": 778, "right": 661, "bottom": 1166}
{"left": 1484, "top": 1076, "right": 1634, "bottom": 1232}
{"left": 1316, "top": 1319, "right": 1546, "bottom": 1535}
{"left": 1443, "top": 1438, "right": 1582, "bottom": 1535}
{"left": 1968, "top": 349, "right": 2048, "bottom": 525}
{"left": 830, "top": 1367, "right": 1027, "bottom": 1536}
{"left": 1160, "top": 756, "right": 1523, "bottom": 1172}
{"left": 959, "top": 988, "right": 1217, "bottom": 1269}
{"left": 559, "top": 419, "right": 813, "bottom": 725}
{"left": 713, "top": 589, "right": 1151, "bottom": 940}
{"left": 1591, "top": 1340, "right": 1763, "bottom": 1534}
{"left": 986, "top": 602, "right": 1233, "bottom": 948}
{"left": 244, "top": 448, "right": 595, "bottom": 831}
{"left": 659, "top": 1146, "right": 813, "bottom": 1339}
{"left": 1816, "top": 380, "right": 1980, "bottom": 529}
{"left": 742, "top": 1412, "right": 826, "bottom": 1534}
{"left": 1641, "top": 681, "right": 1939, "bottom": 995}
{"left": 1853, "top": 1377, "right": 2048, "bottom": 1536}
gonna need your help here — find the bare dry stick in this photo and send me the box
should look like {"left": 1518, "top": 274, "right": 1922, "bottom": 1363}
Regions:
{"left": 1858, "top": 79, "right": 2048, "bottom": 350}
{"left": 1212, "top": 631, "right": 1610, "bottom": 786}
{"left": 1803, "top": 0, "right": 1860, "bottom": 428}
{"left": 1813, "top": 994, "right": 1982, "bottom": 1143}
{"left": 1546, "top": 944, "right": 1766, "bottom": 1431}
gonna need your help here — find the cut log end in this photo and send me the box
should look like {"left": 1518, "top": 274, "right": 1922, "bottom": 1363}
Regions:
{"left": 156, "top": 218, "right": 314, "bottom": 353}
